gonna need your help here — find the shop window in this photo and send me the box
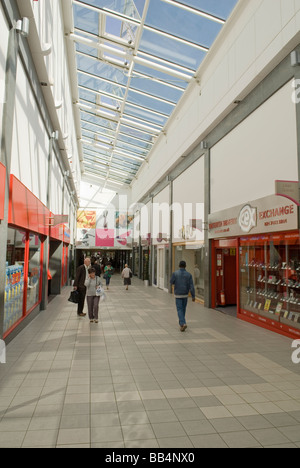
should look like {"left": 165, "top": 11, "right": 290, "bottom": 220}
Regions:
{"left": 5, "top": 228, "right": 26, "bottom": 333}
{"left": 240, "top": 232, "right": 300, "bottom": 331}
{"left": 27, "top": 234, "right": 42, "bottom": 312}
{"left": 153, "top": 247, "right": 157, "bottom": 286}
{"left": 164, "top": 247, "right": 170, "bottom": 290}
{"left": 174, "top": 245, "right": 205, "bottom": 301}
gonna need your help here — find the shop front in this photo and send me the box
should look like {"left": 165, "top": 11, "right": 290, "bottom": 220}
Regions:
{"left": 49, "top": 221, "right": 71, "bottom": 295}
{"left": 173, "top": 242, "right": 205, "bottom": 302}
{"left": 4, "top": 176, "right": 49, "bottom": 338}
{"left": 209, "top": 194, "right": 300, "bottom": 338}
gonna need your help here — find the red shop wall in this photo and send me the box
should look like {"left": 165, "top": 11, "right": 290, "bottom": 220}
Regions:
{"left": 0, "top": 163, "right": 6, "bottom": 220}
{"left": 8, "top": 175, "right": 50, "bottom": 235}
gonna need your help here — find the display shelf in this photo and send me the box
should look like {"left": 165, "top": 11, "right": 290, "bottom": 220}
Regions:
{"left": 240, "top": 232, "right": 300, "bottom": 336}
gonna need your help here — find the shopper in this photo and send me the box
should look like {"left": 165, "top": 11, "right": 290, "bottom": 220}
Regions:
{"left": 84, "top": 267, "right": 102, "bottom": 323}
{"left": 73, "top": 257, "right": 91, "bottom": 316}
{"left": 91, "top": 256, "right": 101, "bottom": 277}
{"left": 170, "top": 260, "right": 195, "bottom": 332}
{"left": 122, "top": 264, "right": 132, "bottom": 291}
{"left": 104, "top": 262, "right": 114, "bottom": 290}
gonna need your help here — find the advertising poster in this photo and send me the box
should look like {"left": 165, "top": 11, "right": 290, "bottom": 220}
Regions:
{"left": 76, "top": 210, "right": 96, "bottom": 248}
{"left": 76, "top": 209, "right": 134, "bottom": 249}
{"left": 115, "top": 212, "right": 134, "bottom": 248}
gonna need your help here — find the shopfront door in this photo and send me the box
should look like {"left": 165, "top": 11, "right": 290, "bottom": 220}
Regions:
{"left": 158, "top": 247, "right": 165, "bottom": 289}
{"left": 212, "top": 239, "right": 239, "bottom": 313}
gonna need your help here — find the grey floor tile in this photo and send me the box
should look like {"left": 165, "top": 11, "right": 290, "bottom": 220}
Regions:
{"left": 250, "top": 428, "right": 293, "bottom": 447}
{"left": 22, "top": 430, "right": 59, "bottom": 448}
{"left": 190, "top": 433, "right": 228, "bottom": 448}
{"left": 152, "top": 421, "right": 186, "bottom": 439}
{"left": 220, "top": 430, "right": 262, "bottom": 448}
{"left": 2, "top": 280, "right": 300, "bottom": 448}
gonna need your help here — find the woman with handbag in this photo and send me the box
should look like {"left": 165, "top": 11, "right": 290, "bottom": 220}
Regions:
{"left": 121, "top": 264, "right": 132, "bottom": 291}
{"left": 84, "top": 268, "right": 102, "bottom": 323}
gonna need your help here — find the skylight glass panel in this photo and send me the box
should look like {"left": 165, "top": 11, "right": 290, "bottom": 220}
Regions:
{"left": 123, "top": 104, "right": 167, "bottom": 127}
{"left": 78, "top": 71, "right": 125, "bottom": 99}
{"left": 133, "top": 63, "right": 188, "bottom": 92}
{"left": 75, "top": 41, "right": 99, "bottom": 59}
{"left": 118, "top": 133, "right": 152, "bottom": 151}
{"left": 80, "top": 110, "right": 118, "bottom": 131}
{"left": 74, "top": 4, "right": 99, "bottom": 34}
{"left": 146, "top": 0, "right": 222, "bottom": 49}
{"left": 130, "top": 75, "right": 182, "bottom": 104}
{"left": 119, "top": 124, "right": 154, "bottom": 143}
{"left": 77, "top": 55, "right": 128, "bottom": 86}
{"left": 127, "top": 89, "right": 174, "bottom": 116}
{"left": 139, "top": 29, "right": 207, "bottom": 70}
{"left": 76, "top": 0, "right": 143, "bottom": 19}
{"left": 72, "top": 0, "right": 239, "bottom": 187}
{"left": 181, "top": 0, "right": 238, "bottom": 20}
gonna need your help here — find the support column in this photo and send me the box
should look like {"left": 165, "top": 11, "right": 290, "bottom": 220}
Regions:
{"left": 294, "top": 56, "right": 300, "bottom": 232}
{"left": 40, "top": 134, "right": 56, "bottom": 310}
{"left": 204, "top": 148, "right": 211, "bottom": 308}
{"left": 0, "top": 24, "right": 20, "bottom": 338}
{"left": 168, "top": 179, "right": 173, "bottom": 294}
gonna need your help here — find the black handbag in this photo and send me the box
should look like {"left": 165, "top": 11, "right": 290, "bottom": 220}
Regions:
{"left": 68, "top": 290, "right": 79, "bottom": 304}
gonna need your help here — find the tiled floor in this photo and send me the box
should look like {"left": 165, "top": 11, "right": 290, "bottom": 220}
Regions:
{"left": 1, "top": 277, "right": 300, "bottom": 448}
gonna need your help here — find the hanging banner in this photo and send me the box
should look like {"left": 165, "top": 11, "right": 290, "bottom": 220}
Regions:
{"left": 76, "top": 209, "right": 133, "bottom": 249}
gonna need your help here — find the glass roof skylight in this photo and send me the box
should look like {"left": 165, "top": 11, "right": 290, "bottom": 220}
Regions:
{"left": 72, "top": 0, "right": 239, "bottom": 187}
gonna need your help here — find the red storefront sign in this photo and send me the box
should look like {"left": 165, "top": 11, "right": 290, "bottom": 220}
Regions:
{"left": 209, "top": 194, "right": 298, "bottom": 239}
{"left": 0, "top": 163, "right": 6, "bottom": 220}
{"left": 8, "top": 175, "right": 50, "bottom": 235}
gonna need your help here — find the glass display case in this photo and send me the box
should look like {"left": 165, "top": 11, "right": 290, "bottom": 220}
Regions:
{"left": 240, "top": 231, "right": 300, "bottom": 332}
{"left": 5, "top": 228, "right": 25, "bottom": 333}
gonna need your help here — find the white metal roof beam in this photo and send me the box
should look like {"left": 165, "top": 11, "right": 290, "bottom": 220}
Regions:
{"left": 160, "top": 0, "right": 226, "bottom": 25}
{"left": 73, "top": 0, "right": 141, "bottom": 26}
{"left": 118, "top": 130, "right": 153, "bottom": 146}
{"left": 70, "top": 33, "right": 192, "bottom": 82}
{"left": 143, "top": 25, "right": 208, "bottom": 52}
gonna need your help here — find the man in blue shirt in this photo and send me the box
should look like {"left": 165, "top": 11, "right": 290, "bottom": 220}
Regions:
{"left": 170, "top": 261, "right": 195, "bottom": 332}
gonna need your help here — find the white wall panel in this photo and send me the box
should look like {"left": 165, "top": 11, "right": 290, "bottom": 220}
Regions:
{"left": 131, "top": 0, "right": 300, "bottom": 203}
{"left": 210, "top": 81, "right": 298, "bottom": 213}
{"left": 152, "top": 185, "right": 170, "bottom": 245}
{"left": 0, "top": 5, "right": 9, "bottom": 140}
{"left": 50, "top": 154, "right": 63, "bottom": 214}
{"left": 11, "top": 59, "right": 49, "bottom": 205}
{"left": 172, "top": 157, "right": 205, "bottom": 242}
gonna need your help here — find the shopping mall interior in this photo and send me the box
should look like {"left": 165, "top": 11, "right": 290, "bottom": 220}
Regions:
{"left": 1, "top": 0, "right": 300, "bottom": 449}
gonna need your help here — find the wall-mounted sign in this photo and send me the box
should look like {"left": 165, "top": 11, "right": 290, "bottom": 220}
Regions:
{"left": 209, "top": 195, "right": 298, "bottom": 239}
{"left": 0, "top": 163, "right": 6, "bottom": 220}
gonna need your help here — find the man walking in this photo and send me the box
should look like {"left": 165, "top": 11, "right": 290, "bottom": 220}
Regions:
{"left": 170, "top": 261, "right": 195, "bottom": 332}
{"left": 73, "top": 257, "right": 91, "bottom": 316}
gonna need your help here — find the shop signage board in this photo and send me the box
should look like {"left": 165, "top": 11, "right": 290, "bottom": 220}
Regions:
{"left": 8, "top": 175, "right": 50, "bottom": 235}
{"left": 208, "top": 194, "right": 298, "bottom": 239}
{"left": 0, "top": 163, "right": 5, "bottom": 220}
